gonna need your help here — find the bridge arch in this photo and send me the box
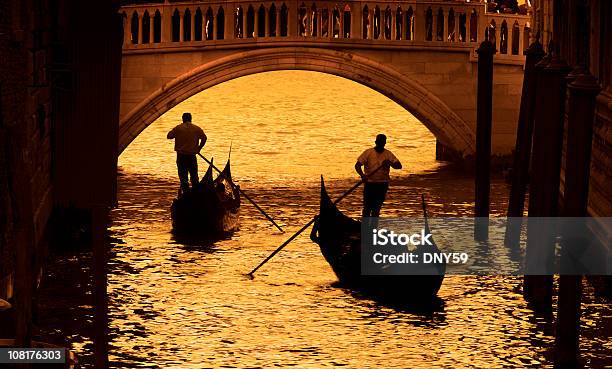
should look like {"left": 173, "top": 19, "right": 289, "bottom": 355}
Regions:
{"left": 119, "top": 47, "right": 475, "bottom": 156}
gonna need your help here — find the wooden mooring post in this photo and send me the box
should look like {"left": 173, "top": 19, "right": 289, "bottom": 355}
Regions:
{"left": 554, "top": 70, "right": 600, "bottom": 368}
{"left": 523, "top": 44, "right": 571, "bottom": 312}
{"left": 504, "top": 39, "right": 545, "bottom": 247}
{"left": 520, "top": 49, "right": 550, "bottom": 305}
{"left": 92, "top": 206, "right": 110, "bottom": 369}
{"left": 474, "top": 39, "right": 496, "bottom": 241}
{"left": 7, "top": 93, "right": 36, "bottom": 351}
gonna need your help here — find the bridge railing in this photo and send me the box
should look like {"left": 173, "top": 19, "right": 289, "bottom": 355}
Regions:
{"left": 481, "top": 12, "right": 531, "bottom": 63}
{"left": 120, "top": 1, "right": 529, "bottom": 65}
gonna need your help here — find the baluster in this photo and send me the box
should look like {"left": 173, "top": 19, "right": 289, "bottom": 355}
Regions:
{"left": 432, "top": 9, "right": 437, "bottom": 41}
{"left": 443, "top": 9, "right": 447, "bottom": 42}
{"left": 254, "top": 7, "right": 259, "bottom": 38}
{"left": 214, "top": 9, "right": 218, "bottom": 40}
{"left": 190, "top": 8, "right": 195, "bottom": 42}
{"left": 243, "top": 6, "right": 248, "bottom": 38}
{"left": 276, "top": 7, "right": 281, "bottom": 37}
{"left": 320, "top": 6, "right": 323, "bottom": 37}
{"left": 466, "top": 11, "right": 471, "bottom": 43}
{"left": 454, "top": 10, "right": 459, "bottom": 42}
{"left": 123, "top": 14, "right": 131, "bottom": 46}
{"left": 496, "top": 20, "right": 502, "bottom": 55}
{"left": 518, "top": 22, "right": 524, "bottom": 55}
{"left": 265, "top": 7, "right": 269, "bottom": 37}
{"left": 179, "top": 10, "right": 184, "bottom": 42}
{"left": 388, "top": 9, "right": 393, "bottom": 40}
{"left": 149, "top": 9, "right": 155, "bottom": 43}
{"left": 138, "top": 13, "right": 143, "bottom": 44}
{"left": 338, "top": 9, "right": 344, "bottom": 38}
{"left": 364, "top": 7, "right": 369, "bottom": 40}
{"left": 329, "top": 8, "right": 334, "bottom": 38}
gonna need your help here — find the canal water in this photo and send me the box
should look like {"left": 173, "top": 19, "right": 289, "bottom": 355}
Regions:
{"left": 40, "top": 71, "right": 609, "bottom": 368}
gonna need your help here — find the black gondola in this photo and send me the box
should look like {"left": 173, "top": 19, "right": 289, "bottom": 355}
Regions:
{"left": 310, "top": 178, "right": 445, "bottom": 302}
{"left": 171, "top": 158, "right": 240, "bottom": 234}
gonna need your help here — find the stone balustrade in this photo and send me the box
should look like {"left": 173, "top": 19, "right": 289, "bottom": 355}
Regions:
{"left": 482, "top": 12, "right": 531, "bottom": 63}
{"left": 120, "top": 1, "right": 529, "bottom": 65}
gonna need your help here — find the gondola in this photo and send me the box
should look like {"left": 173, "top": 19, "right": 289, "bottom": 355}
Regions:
{"left": 310, "top": 178, "right": 445, "bottom": 302}
{"left": 171, "top": 158, "right": 240, "bottom": 235}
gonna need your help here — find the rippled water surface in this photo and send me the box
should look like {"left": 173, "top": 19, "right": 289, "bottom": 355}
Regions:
{"left": 104, "top": 72, "right": 609, "bottom": 368}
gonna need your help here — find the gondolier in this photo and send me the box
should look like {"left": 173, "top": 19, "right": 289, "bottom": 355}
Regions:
{"left": 167, "top": 112, "right": 207, "bottom": 194}
{"left": 355, "top": 134, "right": 402, "bottom": 217}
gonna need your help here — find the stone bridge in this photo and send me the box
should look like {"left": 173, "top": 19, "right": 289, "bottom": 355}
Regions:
{"left": 119, "top": 0, "right": 530, "bottom": 158}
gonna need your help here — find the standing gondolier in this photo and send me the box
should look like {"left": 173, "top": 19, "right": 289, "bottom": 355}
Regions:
{"left": 355, "top": 134, "right": 402, "bottom": 217}
{"left": 167, "top": 112, "right": 207, "bottom": 194}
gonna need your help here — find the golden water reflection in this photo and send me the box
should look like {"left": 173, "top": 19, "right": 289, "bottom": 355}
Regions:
{"left": 108, "top": 71, "right": 609, "bottom": 368}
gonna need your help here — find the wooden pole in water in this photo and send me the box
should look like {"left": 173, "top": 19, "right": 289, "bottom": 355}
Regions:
{"left": 6, "top": 87, "right": 36, "bottom": 349}
{"left": 554, "top": 70, "right": 600, "bottom": 368}
{"left": 521, "top": 49, "right": 550, "bottom": 302}
{"left": 504, "top": 38, "right": 545, "bottom": 247}
{"left": 14, "top": 197, "right": 33, "bottom": 350}
{"left": 474, "top": 39, "right": 496, "bottom": 241}
{"left": 92, "top": 206, "right": 109, "bottom": 369}
{"left": 524, "top": 43, "right": 571, "bottom": 312}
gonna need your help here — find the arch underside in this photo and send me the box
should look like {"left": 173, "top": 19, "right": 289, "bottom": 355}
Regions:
{"left": 119, "top": 47, "right": 475, "bottom": 156}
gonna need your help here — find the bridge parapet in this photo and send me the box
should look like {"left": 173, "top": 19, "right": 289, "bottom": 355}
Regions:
{"left": 120, "top": 1, "right": 529, "bottom": 65}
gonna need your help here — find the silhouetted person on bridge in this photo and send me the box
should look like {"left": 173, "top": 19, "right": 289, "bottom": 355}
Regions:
{"left": 355, "top": 134, "right": 402, "bottom": 218}
{"left": 167, "top": 112, "right": 207, "bottom": 194}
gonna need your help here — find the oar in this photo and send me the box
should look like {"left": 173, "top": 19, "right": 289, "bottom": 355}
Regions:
{"left": 197, "top": 152, "right": 285, "bottom": 233}
{"left": 247, "top": 164, "right": 386, "bottom": 278}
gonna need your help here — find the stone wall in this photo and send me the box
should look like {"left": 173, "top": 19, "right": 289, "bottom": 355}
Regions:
{"left": 0, "top": 0, "right": 54, "bottom": 303}
{"left": 0, "top": 1, "right": 123, "bottom": 338}
{"left": 534, "top": 0, "right": 612, "bottom": 218}
{"left": 531, "top": 0, "right": 611, "bottom": 294}
{"left": 587, "top": 1, "right": 611, "bottom": 219}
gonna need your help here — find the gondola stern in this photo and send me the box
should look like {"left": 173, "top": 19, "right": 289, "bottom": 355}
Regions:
{"left": 201, "top": 157, "right": 214, "bottom": 186}
{"left": 320, "top": 175, "right": 325, "bottom": 196}
{"left": 421, "top": 193, "right": 432, "bottom": 235}
{"left": 420, "top": 193, "right": 445, "bottom": 277}
{"left": 217, "top": 158, "right": 232, "bottom": 184}
{"left": 319, "top": 176, "right": 334, "bottom": 213}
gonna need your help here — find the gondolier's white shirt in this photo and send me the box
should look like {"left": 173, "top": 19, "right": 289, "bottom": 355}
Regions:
{"left": 357, "top": 148, "right": 399, "bottom": 182}
{"left": 168, "top": 122, "right": 206, "bottom": 155}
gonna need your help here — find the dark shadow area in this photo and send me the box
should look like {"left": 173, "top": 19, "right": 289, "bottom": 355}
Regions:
{"left": 341, "top": 283, "right": 447, "bottom": 318}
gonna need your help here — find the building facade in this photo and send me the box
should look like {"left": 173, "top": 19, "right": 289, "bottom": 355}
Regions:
{"left": 530, "top": 0, "right": 610, "bottom": 219}
{"left": 0, "top": 0, "right": 123, "bottom": 344}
